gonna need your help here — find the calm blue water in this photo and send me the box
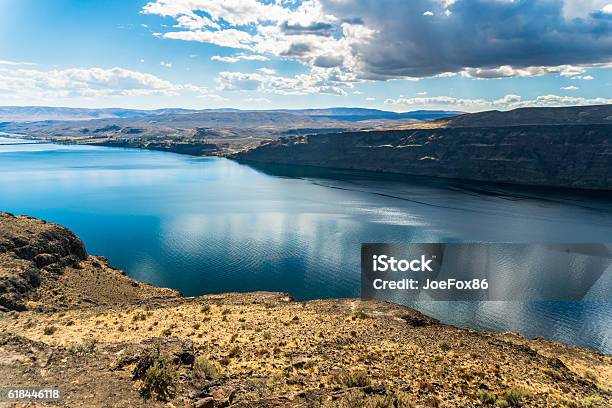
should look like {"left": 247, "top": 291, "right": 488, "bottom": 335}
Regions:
{"left": 1, "top": 136, "right": 611, "bottom": 353}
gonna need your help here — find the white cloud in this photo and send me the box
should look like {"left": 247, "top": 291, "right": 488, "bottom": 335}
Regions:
{"left": 527, "top": 94, "right": 612, "bottom": 107}
{"left": 494, "top": 94, "right": 522, "bottom": 105}
{"left": 365, "top": 97, "right": 375, "bottom": 101}
{"left": 416, "top": 91, "right": 428, "bottom": 95}
{"left": 142, "top": 0, "right": 612, "bottom": 89}
{"left": 142, "top": 0, "right": 373, "bottom": 95}
{"left": 0, "top": 60, "right": 36, "bottom": 66}
{"left": 0, "top": 66, "right": 220, "bottom": 102}
{"left": 257, "top": 67, "right": 276, "bottom": 75}
{"left": 211, "top": 54, "right": 269, "bottom": 63}
{"left": 180, "top": 83, "right": 225, "bottom": 99}
{"left": 571, "top": 75, "right": 596, "bottom": 80}
{"left": 561, "top": 85, "right": 579, "bottom": 90}
{"left": 159, "top": 28, "right": 257, "bottom": 49}
{"left": 460, "top": 63, "right": 612, "bottom": 79}
{"left": 385, "top": 93, "right": 612, "bottom": 111}
{"left": 160, "top": 61, "right": 172, "bottom": 68}
{"left": 217, "top": 72, "right": 263, "bottom": 91}
{"left": 563, "top": 0, "right": 611, "bottom": 18}
{"left": 243, "top": 97, "right": 271, "bottom": 103}
{"left": 385, "top": 95, "right": 489, "bottom": 108}
{"left": 174, "top": 13, "right": 219, "bottom": 30}
{"left": 217, "top": 69, "right": 347, "bottom": 96}
{"left": 143, "top": 0, "right": 293, "bottom": 26}
{"left": 603, "top": 4, "right": 612, "bottom": 14}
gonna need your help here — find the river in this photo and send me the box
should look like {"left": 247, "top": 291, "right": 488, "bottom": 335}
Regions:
{"left": 1, "top": 136, "right": 611, "bottom": 352}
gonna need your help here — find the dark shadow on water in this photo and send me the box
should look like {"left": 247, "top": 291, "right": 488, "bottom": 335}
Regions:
{"left": 239, "top": 160, "right": 612, "bottom": 213}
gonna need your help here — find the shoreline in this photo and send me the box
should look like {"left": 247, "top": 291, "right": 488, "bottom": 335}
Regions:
{"left": 5, "top": 133, "right": 612, "bottom": 196}
{"left": 230, "top": 125, "right": 612, "bottom": 191}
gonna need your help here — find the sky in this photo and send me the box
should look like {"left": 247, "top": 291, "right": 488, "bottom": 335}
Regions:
{"left": 0, "top": 0, "right": 611, "bottom": 111}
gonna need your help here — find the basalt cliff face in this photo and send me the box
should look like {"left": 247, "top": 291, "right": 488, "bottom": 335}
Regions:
{"left": 232, "top": 124, "right": 612, "bottom": 190}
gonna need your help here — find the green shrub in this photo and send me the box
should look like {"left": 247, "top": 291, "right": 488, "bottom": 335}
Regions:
{"left": 332, "top": 369, "right": 371, "bottom": 388}
{"left": 133, "top": 349, "right": 179, "bottom": 401}
{"left": 132, "top": 312, "right": 146, "bottom": 322}
{"left": 328, "top": 389, "right": 415, "bottom": 408}
{"left": 228, "top": 345, "right": 240, "bottom": 358}
{"left": 43, "top": 326, "right": 57, "bottom": 335}
{"left": 582, "top": 396, "right": 602, "bottom": 407}
{"left": 193, "top": 356, "right": 220, "bottom": 380}
{"left": 478, "top": 390, "right": 498, "bottom": 405}
{"left": 424, "top": 396, "right": 441, "bottom": 408}
{"left": 68, "top": 339, "right": 97, "bottom": 355}
{"left": 504, "top": 388, "right": 531, "bottom": 407}
{"left": 332, "top": 389, "right": 365, "bottom": 408}
{"left": 351, "top": 310, "right": 368, "bottom": 320}
{"left": 370, "top": 391, "right": 415, "bottom": 408}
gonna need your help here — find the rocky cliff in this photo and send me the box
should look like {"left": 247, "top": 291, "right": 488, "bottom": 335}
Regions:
{"left": 0, "top": 212, "right": 177, "bottom": 311}
{"left": 232, "top": 124, "right": 612, "bottom": 190}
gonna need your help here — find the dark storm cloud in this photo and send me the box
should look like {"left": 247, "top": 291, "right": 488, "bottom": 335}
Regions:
{"left": 313, "top": 54, "right": 345, "bottom": 68}
{"left": 281, "top": 42, "right": 314, "bottom": 56}
{"left": 280, "top": 21, "right": 336, "bottom": 36}
{"left": 322, "top": 0, "right": 612, "bottom": 78}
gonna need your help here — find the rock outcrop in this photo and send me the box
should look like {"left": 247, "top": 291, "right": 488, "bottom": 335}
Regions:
{"left": 0, "top": 212, "right": 177, "bottom": 311}
{"left": 232, "top": 124, "right": 612, "bottom": 190}
{"left": 0, "top": 212, "right": 87, "bottom": 311}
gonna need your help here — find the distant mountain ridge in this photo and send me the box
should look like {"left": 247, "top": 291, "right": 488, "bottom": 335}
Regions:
{"left": 1, "top": 106, "right": 456, "bottom": 152}
{"left": 436, "top": 104, "right": 612, "bottom": 127}
{"left": 0, "top": 106, "right": 232, "bottom": 122}
{"left": 0, "top": 106, "right": 461, "bottom": 123}
{"left": 268, "top": 108, "right": 463, "bottom": 122}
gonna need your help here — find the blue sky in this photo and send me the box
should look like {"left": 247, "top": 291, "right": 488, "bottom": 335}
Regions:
{"left": 1, "top": 0, "right": 611, "bottom": 111}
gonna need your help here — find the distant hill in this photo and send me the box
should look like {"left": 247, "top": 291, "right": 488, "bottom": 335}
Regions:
{"left": 438, "top": 104, "right": 612, "bottom": 127}
{"left": 0, "top": 109, "right": 411, "bottom": 145}
{"left": 0, "top": 106, "right": 461, "bottom": 123}
{"left": 0, "top": 106, "right": 201, "bottom": 122}
{"left": 105, "top": 111, "right": 343, "bottom": 127}
{"left": 268, "top": 108, "right": 462, "bottom": 121}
